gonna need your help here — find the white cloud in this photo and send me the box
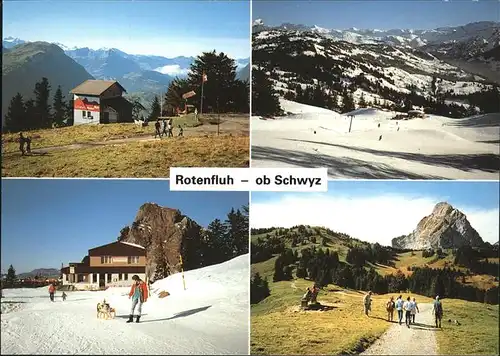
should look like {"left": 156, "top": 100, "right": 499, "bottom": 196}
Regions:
{"left": 154, "top": 65, "right": 190, "bottom": 76}
{"left": 251, "top": 194, "right": 499, "bottom": 246}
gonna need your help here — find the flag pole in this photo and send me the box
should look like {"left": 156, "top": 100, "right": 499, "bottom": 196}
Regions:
{"left": 179, "top": 255, "right": 186, "bottom": 290}
{"left": 200, "top": 72, "right": 205, "bottom": 117}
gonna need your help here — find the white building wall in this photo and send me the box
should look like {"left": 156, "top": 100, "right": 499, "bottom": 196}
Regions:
{"left": 73, "top": 94, "right": 101, "bottom": 125}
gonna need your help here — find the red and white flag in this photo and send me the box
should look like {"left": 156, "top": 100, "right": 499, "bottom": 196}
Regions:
{"left": 202, "top": 72, "right": 208, "bottom": 82}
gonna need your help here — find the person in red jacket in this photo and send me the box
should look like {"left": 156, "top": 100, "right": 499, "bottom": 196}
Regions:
{"left": 48, "top": 284, "right": 56, "bottom": 302}
{"left": 127, "top": 275, "right": 148, "bottom": 323}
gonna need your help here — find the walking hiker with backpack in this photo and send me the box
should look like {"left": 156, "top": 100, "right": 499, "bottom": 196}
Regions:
{"left": 395, "top": 295, "right": 404, "bottom": 325}
{"left": 167, "top": 119, "right": 173, "bottom": 137}
{"left": 403, "top": 296, "right": 412, "bottom": 328}
{"left": 432, "top": 296, "right": 443, "bottom": 328}
{"left": 161, "top": 119, "right": 168, "bottom": 137}
{"left": 154, "top": 119, "right": 161, "bottom": 138}
{"left": 363, "top": 291, "right": 372, "bottom": 316}
{"left": 386, "top": 296, "right": 395, "bottom": 321}
{"left": 127, "top": 275, "right": 149, "bottom": 323}
{"left": 19, "top": 132, "right": 26, "bottom": 156}
{"left": 410, "top": 297, "right": 419, "bottom": 324}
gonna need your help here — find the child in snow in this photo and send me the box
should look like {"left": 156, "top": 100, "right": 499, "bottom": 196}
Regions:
{"left": 62, "top": 292, "right": 67, "bottom": 301}
{"left": 48, "top": 284, "right": 56, "bottom": 302}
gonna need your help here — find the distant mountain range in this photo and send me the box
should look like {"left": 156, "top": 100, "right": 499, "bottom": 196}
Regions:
{"left": 2, "top": 37, "right": 250, "bottom": 122}
{"left": 2, "top": 42, "right": 93, "bottom": 125}
{"left": 253, "top": 20, "right": 500, "bottom": 82}
{"left": 17, "top": 268, "right": 60, "bottom": 279}
{"left": 252, "top": 20, "right": 500, "bottom": 114}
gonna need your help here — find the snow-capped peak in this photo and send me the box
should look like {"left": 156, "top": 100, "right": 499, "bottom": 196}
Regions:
{"left": 4, "top": 36, "right": 20, "bottom": 42}
{"left": 253, "top": 18, "right": 264, "bottom": 26}
{"left": 312, "top": 25, "right": 330, "bottom": 34}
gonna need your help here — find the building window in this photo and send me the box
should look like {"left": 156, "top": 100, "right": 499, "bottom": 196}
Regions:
{"left": 118, "top": 273, "right": 122, "bottom": 281}
{"left": 107, "top": 274, "right": 112, "bottom": 283}
{"left": 124, "top": 273, "right": 128, "bottom": 280}
{"left": 92, "top": 273, "right": 97, "bottom": 283}
{"left": 128, "top": 256, "right": 139, "bottom": 264}
{"left": 101, "top": 256, "right": 112, "bottom": 264}
{"left": 82, "top": 111, "right": 86, "bottom": 118}
{"left": 87, "top": 111, "right": 91, "bottom": 117}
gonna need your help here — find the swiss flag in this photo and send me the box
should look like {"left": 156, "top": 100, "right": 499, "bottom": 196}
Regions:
{"left": 202, "top": 72, "right": 208, "bottom": 82}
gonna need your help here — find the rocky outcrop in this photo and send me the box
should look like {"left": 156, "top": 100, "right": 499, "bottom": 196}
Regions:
{"left": 392, "top": 202, "right": 484, "bottom": 250}
{"left": 118, "top": 203, "right": 205, "bottom": 281}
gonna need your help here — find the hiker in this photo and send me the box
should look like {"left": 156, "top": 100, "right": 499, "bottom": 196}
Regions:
{"left": 167, "top": 119, "right": 173, "bottom": 137}
{"left": 127, "top": 275, "right": 149, "bottom": 323}
{"left": 310, "top": 284, "right": 319, "bottom": 304}
{"left": 410, "top": 297, "right": 419, "bottom": 324}
{"left": 25, "top": 136, "right": 32, "bottom": 154}
{"left": 178, "top": 125, "right": 184, "bottom": 137}
{"left": 161, "top": 119, "right": 168, "bottom": 137}
{"left": 432, "top": 296, "right": 443, "bottom": 328}
{"left": 395, "top": 295, "right": 404, "bottom": 325}
{"left": 403, "top": 296, "right": 412, "bottom": 328}
{"left": 363, "top": 291, "right": 372, "bottom": 316}
{"left": 386, "top": 296, "right": 395, "bottom": 321}
{"left": 62, "top": 292, "right": 67, "bottom": 301}
{"left": 19, "top": 133, "right": 26, "bottom": 156}
{"left": 48, "top": 283, "right": 56, "bottom": 302}
{"left": 154, "top": 119, "right": 161, "bottom": 138}
{"left": 302, "top": 287, "right": 312, "bottom": 303}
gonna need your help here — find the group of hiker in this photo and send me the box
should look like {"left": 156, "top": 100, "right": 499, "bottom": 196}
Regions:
{"left": 18, "top": 132, "right": 32, "bottom": 156}
{"left": 364, "top": 291, "right": 444, "bottom": 329}
{"left": 154, "top": 118, "right": 183, "bottom": 139}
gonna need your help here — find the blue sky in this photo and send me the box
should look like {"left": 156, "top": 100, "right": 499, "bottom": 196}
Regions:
{"left": 3, "top": 0, "right": 250, "bottom": 58}
{"left": 1, "top": 179, "right": 248, "bottom": 274}
{"left": 252, "top": 181, "right": 500, "bottom": 246}
{"left": 253, "top": 0, "right": 500, "bottom": 30}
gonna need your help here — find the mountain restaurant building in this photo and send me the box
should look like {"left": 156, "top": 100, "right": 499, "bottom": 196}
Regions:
{"left": 61, "top": 241, "right": 146, "bottom": 290}
{"left": 70, "top": 80, "right": 133, "bottom": 125}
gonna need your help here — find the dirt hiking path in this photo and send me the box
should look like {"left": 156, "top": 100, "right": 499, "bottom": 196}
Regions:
{"left": 2, "top": 117, "right": 249, "bottom": 156}
{"left": 362, "top": 303, "right": 438, "bottom": 355}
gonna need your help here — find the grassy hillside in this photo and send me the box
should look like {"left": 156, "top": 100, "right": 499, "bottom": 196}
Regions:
{"left": 2, "top": 42, "right": 93, "bottom": 125}
{"left": 2, "top": 134, "right": 249, "bottom": 177}
{"left": 251, "top": 278, "right": 434, "bottom": 355}
{"left": 251, "top": 226, "right": 499, "bottom": 354}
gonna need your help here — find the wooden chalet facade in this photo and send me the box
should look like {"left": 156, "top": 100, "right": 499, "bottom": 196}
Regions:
{"left": 70, "top": 80, "right": 133, "bottom": 125}
{"left": 61, "top": 241, "right": 146, "bottom": 290}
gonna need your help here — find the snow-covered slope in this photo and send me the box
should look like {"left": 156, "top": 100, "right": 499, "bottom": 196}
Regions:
{"left": 253, "top": 29, "right": 498, "bottom": 111}
{"left": 252, "top": 100, "right": 499, "bottom": 180}
{"left": 0, "top": 255, "right": 249, "bottom": 355}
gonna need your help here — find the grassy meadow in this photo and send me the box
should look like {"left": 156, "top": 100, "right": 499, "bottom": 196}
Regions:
{"left": 436, "top": 298, "right": 499, "bottom": 355}
{"left": 251, "top": 277, "right": 434, "bottom": 355}
{"left": 2, "top": 135, "right": 249, "bottom": 177}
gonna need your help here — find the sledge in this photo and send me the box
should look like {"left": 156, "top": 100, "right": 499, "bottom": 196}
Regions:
{"left": 96, "top": 299, "right": 116, "bottom": 320}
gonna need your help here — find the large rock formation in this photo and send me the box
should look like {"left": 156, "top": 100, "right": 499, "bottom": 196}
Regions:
{"left": 118, "top": 203, "right": 205, "bottom": 281}
{"left": 392, "top": 202, "right": 484, "bottom": 250}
